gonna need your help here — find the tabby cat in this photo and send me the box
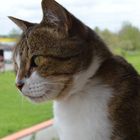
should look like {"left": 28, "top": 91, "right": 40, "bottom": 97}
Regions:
{"left": 9, "top": 0, "right": 140, "bottom": 140}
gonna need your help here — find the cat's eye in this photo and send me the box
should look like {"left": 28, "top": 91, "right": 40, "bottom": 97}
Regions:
{"left": 34, "top": 56, "right": 46, "bottom": 66}
{"left": 31, "top": 56, "right": 46, "bottom": 67}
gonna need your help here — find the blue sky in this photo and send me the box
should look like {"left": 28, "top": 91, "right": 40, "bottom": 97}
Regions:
{"left": 0, "top": 0, "right": 140, "bottom": 35}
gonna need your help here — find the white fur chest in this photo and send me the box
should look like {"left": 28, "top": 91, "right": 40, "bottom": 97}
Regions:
{"left": 53, "top": 83, "right": 113, "bottom": 140}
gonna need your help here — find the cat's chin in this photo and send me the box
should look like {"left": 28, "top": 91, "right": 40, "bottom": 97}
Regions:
{"left": 25, "top": 91, "right": 57, "bottom": 103}
{"left": 27, "top": 95, "right": 49, "bottom": 103}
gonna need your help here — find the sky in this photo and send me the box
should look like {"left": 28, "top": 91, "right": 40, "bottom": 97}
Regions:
{"left": 0, "top": 0, "right": 140, "bottom": 35}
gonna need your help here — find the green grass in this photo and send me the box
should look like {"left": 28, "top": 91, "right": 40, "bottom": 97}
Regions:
{"left": 124, "top": 52, "right": 140, "bottom": 73}
{"left": 114, "top": 49, "right": 140, "bottom": 73}
{"left": 0, "top": 50, "right": 139, "bottom": 138}
{"left": 0, "top": 72, "right": 53, "bottom": 138}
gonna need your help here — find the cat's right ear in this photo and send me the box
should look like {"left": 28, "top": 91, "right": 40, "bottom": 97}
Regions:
{"left": 8, "top": 16, "right": 35, "bottom": 32}
{"left": 41, "top": 0, "right": 71, "bottom": 33}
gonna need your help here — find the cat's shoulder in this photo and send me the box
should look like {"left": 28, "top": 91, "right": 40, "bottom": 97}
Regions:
{"left": 94, "top": 54, "right": 140, "bottom": 91}
{"left": 97, "top": 55, "right": 139, "bottom": 77}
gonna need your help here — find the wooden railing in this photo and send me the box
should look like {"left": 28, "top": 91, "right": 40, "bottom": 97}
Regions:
{"left": 1, "top": 119, "right": 53, "bottom": 140}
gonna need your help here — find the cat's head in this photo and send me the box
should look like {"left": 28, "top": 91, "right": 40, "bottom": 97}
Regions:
{"left": 9, "top": 0, "right": 93, "bottom": 103}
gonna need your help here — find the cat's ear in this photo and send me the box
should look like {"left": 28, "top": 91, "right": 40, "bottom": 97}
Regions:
{"left": 8, "top": 16, "right": 35, "bottom": 32}
{"left": 41, "top": 0, "right": 71, "bottom": 32}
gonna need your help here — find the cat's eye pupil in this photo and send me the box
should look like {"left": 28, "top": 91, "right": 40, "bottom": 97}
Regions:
{"left": 25, "top": 74, "right": 28, "bottom": 78}
{"left": 31, "top": 56, "right": 38, "bottom": 68}
{"left": 31, "top": 60, "right": 37, "bottom": 67}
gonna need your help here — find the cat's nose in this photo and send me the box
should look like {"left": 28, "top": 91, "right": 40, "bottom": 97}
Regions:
{"left": 16, "top": 80, "right": 24, "bottom": 91}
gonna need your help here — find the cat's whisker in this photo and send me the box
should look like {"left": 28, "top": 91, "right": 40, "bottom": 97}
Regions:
{"left": 30, "top": 88, "right": 59, "bottom": 93}
{"left": 46, "top": 88, "right": 60, "bottom": 92}
{"left": 44, "top": 82, "right": 72, "bottom": 86}
{"left": 30, "top": 80, "right": 69, "bottom": 86}
{"left": 32, "top": 81, "right": 72, "bottom": 86}
{"left": 50, "top": 79, "right": 69, "bottom": 82}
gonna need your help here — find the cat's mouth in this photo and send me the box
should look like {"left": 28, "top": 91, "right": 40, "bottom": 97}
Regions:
{"left": 24, "top": 90, "right": 51, "bottom": 103}
{"left": 26, "top": 94, "right": 47, "bottom": 102}
{"left": 25, "top": 91, "right": 49, "bottom": 98}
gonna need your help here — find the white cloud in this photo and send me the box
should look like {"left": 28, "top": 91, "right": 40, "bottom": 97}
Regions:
{"left": 0, "top": 0, "right": 140, "bottom": 35}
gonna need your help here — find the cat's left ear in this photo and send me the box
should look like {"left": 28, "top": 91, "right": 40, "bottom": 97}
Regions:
{"left": 41, "top": 0, "right": 71, "bottom": 32}
{"left": 8, "top": 16, "right": 35, "bottom": 32}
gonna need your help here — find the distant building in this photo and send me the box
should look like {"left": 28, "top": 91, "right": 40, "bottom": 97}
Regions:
{"left": 0, "top": 43, "right": 14, "bottom": 51}
{"left": 0, "top": 43, "right": 15, "bottom": 71}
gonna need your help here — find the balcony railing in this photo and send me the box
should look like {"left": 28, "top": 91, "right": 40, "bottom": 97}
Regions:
{"left": 1, "top": 119, "right": 59, "bottom": 140}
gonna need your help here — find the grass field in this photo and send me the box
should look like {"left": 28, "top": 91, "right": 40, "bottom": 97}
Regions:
{"left": 0, "top": 51, "right": 140, "bottom": 138}
{"left": 124, "top": 52, "right": 140, "bottom": 73}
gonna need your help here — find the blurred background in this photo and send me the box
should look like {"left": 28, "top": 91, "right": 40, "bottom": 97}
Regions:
{"left": 0, "top": 0, "right": 140, "bottom": 138}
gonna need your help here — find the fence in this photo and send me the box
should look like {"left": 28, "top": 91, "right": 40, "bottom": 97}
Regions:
{"left": 1, "top": 119, "right": 59, "bottom": 140}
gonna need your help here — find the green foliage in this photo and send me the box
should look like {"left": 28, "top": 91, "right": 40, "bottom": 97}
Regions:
{"left": 98, "top": 29, "right": 119, "bottom": 51}
{"left": 95, "top": 21, "right": 140, "bottom": 52}
{"left": 8, "top": 28, "right": 21, "bottom": 38}
{"left": 119, "top": 22, "right": 140, "bottom": 51}
{"left": 0, "top": 72, "right": 53, "bottom": 138}
{"left": 96, "top": 22, "right": 140, "bottom": 73}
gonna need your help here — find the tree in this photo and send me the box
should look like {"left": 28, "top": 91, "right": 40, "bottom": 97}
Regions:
{"left": 98, "top": 28, "right": 119, "bottom": 51}
{"left": 119, "top": 22, "right": 140, "bottom": 51}
{"left": 8, "top": 28, "right": 21, "bottom": 38}
{"left": 94, "top": 26, "right": 101, "bottom": 34}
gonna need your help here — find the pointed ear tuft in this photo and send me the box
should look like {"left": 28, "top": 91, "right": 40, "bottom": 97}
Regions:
{"left": 41, "top": 0, "right": 71, "bottom": 32}
{"left": 8, "top": 16, "right": 35, "bottom": 32}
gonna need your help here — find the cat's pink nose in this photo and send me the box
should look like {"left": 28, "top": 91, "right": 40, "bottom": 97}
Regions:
{"left": 16, "top": 80, "right": 24, "bottom": 91}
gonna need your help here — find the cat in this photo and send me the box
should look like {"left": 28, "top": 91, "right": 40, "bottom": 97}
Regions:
{"left": 9, "top": 0, "right": 140, "bottom": 140}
